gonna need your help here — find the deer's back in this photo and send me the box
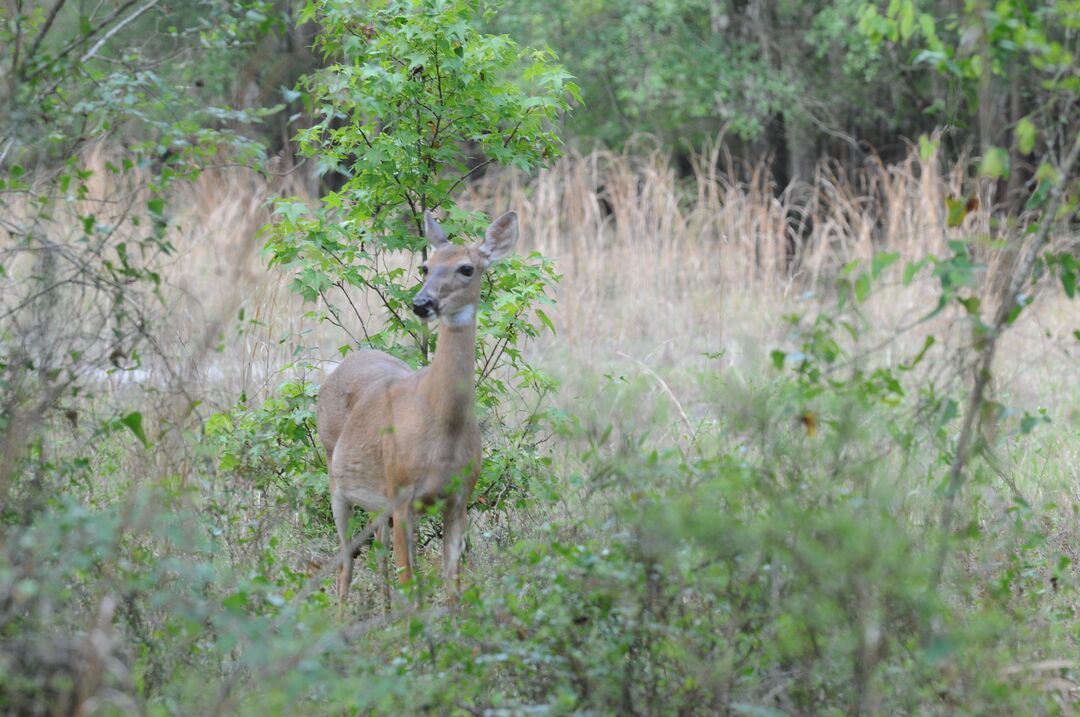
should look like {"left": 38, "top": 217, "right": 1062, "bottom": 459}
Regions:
{"left": 317, "top": 349, "right": 412, "bottom": 460}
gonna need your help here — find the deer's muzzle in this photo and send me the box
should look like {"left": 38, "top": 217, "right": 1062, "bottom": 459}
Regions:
{"left": 412, "top": 294, "right": 437, "bottom": 319}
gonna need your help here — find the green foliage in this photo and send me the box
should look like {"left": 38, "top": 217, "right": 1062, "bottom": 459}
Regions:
{"left": 0, "top": 0, "right": 284, "bottom": 498}
{"left": 0, "top": 5, "right": 302, "bottom": 706}
{"left": 492, "top": 0, "right": 952, "bottom": 163}
{"left": 264, "top": 2, "right": 568, "bottom": 412}
{"left": 490, "top": 0, "right": 796, "bottom": 146}
{"left": 206, "top": 374, "right": 330, "bottom": 536}
{"left": 1, "top": 0, "right": 278, "bottom": 168}
{"left": 266, "top": 0, "right": 572, "bottom": 361}
{"left": 6, "top": 340, "right": 1077, "bottom": 715}
{"left": 860, "top": 0, "right": 1080, "bottom": 207}
{"left": 263, "top": 0, "right": 572, "bottom": 519}
{"left": 861, "top": 0, "right": 1078, "bottom": 88}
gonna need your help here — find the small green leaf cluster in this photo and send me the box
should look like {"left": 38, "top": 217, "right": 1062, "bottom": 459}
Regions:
{"left": 772, "top": 252, "right": 915, "bottom": 409}
{"left": 859, "top": 1, "right": 1079, "bottom": 188}
{"left": 205, "top": 374, "right": 331, "bottom": 537}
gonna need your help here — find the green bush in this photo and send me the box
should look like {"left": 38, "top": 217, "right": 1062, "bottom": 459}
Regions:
{"left": 206, "top": 373, "right": 331, "bottom": 539}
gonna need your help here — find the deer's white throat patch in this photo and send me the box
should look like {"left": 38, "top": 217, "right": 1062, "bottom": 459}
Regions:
{"left": 443, "top": 304, "right": 475, "bottom": 327}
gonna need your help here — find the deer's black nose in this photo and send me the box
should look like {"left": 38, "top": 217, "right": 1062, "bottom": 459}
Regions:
{"left": 412, "top": 295, "right": 437, "bottom": 318}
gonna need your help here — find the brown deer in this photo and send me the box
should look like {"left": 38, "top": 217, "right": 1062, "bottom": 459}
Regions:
{"left": 316, "top": 209, "right": 518, "bottom": 606}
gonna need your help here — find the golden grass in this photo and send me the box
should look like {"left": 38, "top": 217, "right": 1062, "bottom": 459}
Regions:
{"left": 117, "top": 139, "right": 1078, "bottom": 529}
{"left": 17, "top": 142, "right": 1073, "bottom": 416}
{"left": 455, "top": 146, "right": 1078, "bottom": 407}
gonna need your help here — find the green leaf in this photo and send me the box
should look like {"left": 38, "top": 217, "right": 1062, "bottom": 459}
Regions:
{"left": 535, "top": 308, "right": 556, "bottom": 335}
{"left": 1005, "top": 301, "right": 1025, "bottom": 325}
{"left": 219, "top": 452, "right": 238, "bottom": 471}
{"left": 899, "top": 0, "right": 916, "bottom": 40}
{"left": 901, "top": 334, "right": 935, "bottom": 370}
{"left": 946, "top": 194, "right": 980, "bottom": 227}
{"left": 940, "top": 398, "right": 958, "bottom": 426}
{"left": 918, "top": 134, "right": 938, "bottom": 162}
{"left": 977, "top": 146, "right": 1009, "bottom": 180}
{"left": 770, "top": 350, "right": 786, "bottom": 370}
{"left": 945, "top": 197, "right": 968, "bottom": 227}
{"left": 903, "top": 258, "right": 929, "bottom": 286}
{"left": 222, "top": 591, "right": 249, "bottom": 612}
{"left": 918, "top": 13, "right": 938, "bottom": 44}
{"left": 854, "top": 273, "right": 871, "bottom": 303}
{"left": 1016, "top": 117, "right": 1037, "bottom": 155}
{"left": 957, "top": 295, "right": 980, "bottom": 316}
{"left": 958, "top": 519, "right": 981, "bottom": 540}
{"left": 1025, "top": 181, "right": 1050, "bottom": 211}
{"left": 871, "top": 251, "right": 900, "bottom": 279}
{"left": 839, "top": 259, "right": 860, "bottom": 278}
{"left": 120, "top": 412, "right": 150, "bottom": 448}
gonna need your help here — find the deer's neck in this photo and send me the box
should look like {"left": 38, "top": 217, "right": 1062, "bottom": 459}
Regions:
{"left": 424, "top": 306, "right": 478, "bottom": 430}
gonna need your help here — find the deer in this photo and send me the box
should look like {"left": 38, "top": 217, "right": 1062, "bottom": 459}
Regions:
{"left": 316, "top": 209, "right": 519, "bottom": 607}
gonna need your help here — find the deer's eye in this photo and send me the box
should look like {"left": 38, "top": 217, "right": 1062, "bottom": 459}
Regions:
{"left": 458, "top": 264, "right": 475, "bottom": 277}
{"left": 419, "top": 265, "right": 428, "bottom": 276}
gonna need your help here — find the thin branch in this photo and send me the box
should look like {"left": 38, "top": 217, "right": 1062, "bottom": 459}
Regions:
{"left": 24, "top": 0, "right": 70, "bottom": 68}
{"left": 357, "top": 126, "right": 373, "bottom": 149}
{"left": 502, "top": 113, "right": 528, "bottom": 147}
{"left": 29, "top": 0, "right": 141, "bottom": 80}
{"left": 617, "top": 351, "right": 704, "bottom": 460}
{"left": 446, "top": 158, "right": 494, "bottom": 197}
{"left": 333, "top": 280, "right": 372, "bottom": 345}
{"left": 80, "top": 0, "right": 161, "bottom": 64}
{"left": 929, "top": 129, "right": 1080, "bottom": 593}
{"left": 317, "top": 287, "right": 360, "bottom": 346}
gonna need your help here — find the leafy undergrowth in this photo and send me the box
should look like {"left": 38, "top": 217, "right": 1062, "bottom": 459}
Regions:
{"left": 3, "top": 357, "right": 1078, "bottom": 716}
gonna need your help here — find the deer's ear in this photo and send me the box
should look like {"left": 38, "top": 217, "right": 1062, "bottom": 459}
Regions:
{"left": 424, "top": 211, "right": 450, "bottom": 248}
{"left": 479, "top": 211, "right": 518, "bottom": 266}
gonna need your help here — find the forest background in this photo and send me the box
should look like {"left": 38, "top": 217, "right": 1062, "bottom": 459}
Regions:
{"left": 2, "top": 0, "right": 1080, "bottom": 714}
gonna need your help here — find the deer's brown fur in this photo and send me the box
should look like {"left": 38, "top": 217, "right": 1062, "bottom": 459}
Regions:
{"left": 316, "top": 210, "right": 518, "bottom": 606}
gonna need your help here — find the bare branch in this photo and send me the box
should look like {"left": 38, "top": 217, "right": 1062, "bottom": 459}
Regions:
{"left": 80, "top": 0, "right": 161, "bottom": 64}
{"left": 24, "top": 0, "right": 70, "bottom": 69}
{"left": 929, "top": 129, "right": 1080, "bottom": 593}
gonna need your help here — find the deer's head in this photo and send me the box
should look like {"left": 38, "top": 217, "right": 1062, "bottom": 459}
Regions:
{"left": 412, "top": 210, "right": 518, "bottom": 326}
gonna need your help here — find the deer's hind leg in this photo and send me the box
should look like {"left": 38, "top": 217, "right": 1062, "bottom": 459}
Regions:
{"left": 331, "top": 489, "right": 354, "bottom": 609}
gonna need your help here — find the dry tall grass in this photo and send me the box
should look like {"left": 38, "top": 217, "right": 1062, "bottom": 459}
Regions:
{"left": 62, "top": 143, "right": 1076, "bottom": 415}
{"left": 457, "top": 146, "right": 1077, "bottom": 403}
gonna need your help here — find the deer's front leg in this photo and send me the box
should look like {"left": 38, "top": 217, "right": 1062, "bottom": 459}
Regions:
{"left": 392, "top": 501, "right": 414, "bottom": 584}
{"left": 442, "top": 496, "right": 468, "bottom": 604}
{"left": 378, "top": 521, "right": 392, "bottom": 612}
